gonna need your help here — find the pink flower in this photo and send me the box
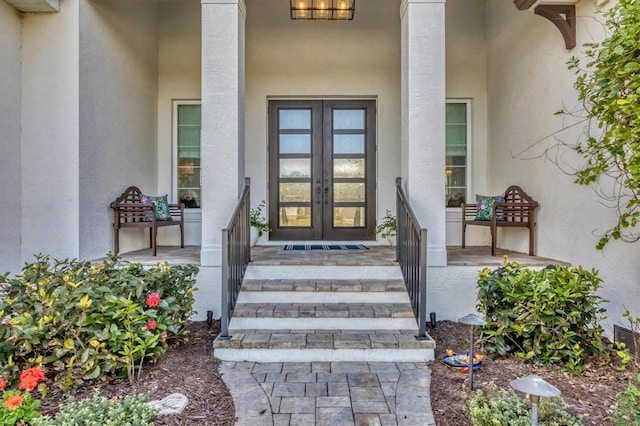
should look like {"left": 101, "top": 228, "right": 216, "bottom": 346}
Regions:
{"left": 161, "top": 333, "right": 168, "bottom": 341}
{"left": 146, "top": 292, "right": 160, "bottom": 308}
{"left": 147, "top": 320, "right": 157, "bottom": 331}
{"left": 0, "top": 377, "right": 6, "bottom": 391}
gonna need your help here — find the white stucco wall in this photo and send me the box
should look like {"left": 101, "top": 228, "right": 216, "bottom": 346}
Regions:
{"left": 486, "top": 0, "right": 639, "bottom": 335}
{"left": 245, "top": 0, "right": 402, "bottom": 244}
{"left": 79, "top": 0, "right": 160, "bottom": 259}
{"left": 156, "top": 0, "right": 202, "bottom": 246}
{"left": 444, "top": 0, "right": 491, "bottom": 247}
{"left": 0, "top": 3, "right": 22, "bottom": 274}
{"left": 21, "top": 0, "right": 80, "bottom": 262}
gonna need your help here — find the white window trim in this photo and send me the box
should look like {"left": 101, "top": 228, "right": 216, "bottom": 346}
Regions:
{"left": 172, "top": 99, "right": 202, "bottom": 209}
{"left": 445, "top": 98, "right": 473, "bottom": 210}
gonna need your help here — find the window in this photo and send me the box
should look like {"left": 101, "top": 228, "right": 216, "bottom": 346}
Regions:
{"left": 174, "top": 101, "right": 201, "bottom": 208}
{"left": 445, "top": 101, "right": 470, "bottom": 208}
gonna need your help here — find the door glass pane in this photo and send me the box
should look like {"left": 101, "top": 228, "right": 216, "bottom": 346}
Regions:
{"left": 334, "top": 207, "right": 365, "bottom": 227}
{"left": 333, "top": 109, "right": 365, "bottom": 130}
{"left": 280, "top": 134, "right": 311, "bottom": 154}
{"left": 334, "top": 135, "right": 365, "bottom": 154}
{"left": 334, "top": 159, "right": 365, "bottom": 178}
{"left": 279, "top": 183, "right": 311, "bottom": 202}
{"left": 334, "top": 183, "right": 365, "bottom": 203}
{"left": 280, "top": 207, "right": 311, "bottom": 227}
{"left": 280, "top": 109, "right": 311, "bottom": 130}
{"left": 280, "top": 159, "right": 311, "bottom": 178}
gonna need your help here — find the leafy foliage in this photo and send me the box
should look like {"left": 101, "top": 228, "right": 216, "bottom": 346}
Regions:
{"left": 468, "top": 384, "right": 583, "bottom": 426}
{"left": 250, "top": 200, "right": 271, "bottom": 237}
{"left": 33, "top": 391, "right": 158, "bottom": 426}
{"left": 374, "top": 210, "right": 397, "bottom": 239}
{"left": 477, "top": 259, "right": 608, "bottom": 373}
{"left": 0, "top": 255, "right": 198, "bottom": 388}
{"left": 562, "top": 0, "right": 640, "bottom": 248}
{"left": 612, "top": 311, "right": 640, "bottom": 425}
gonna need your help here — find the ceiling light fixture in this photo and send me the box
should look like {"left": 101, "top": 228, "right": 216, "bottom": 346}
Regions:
{"left": 291, "top": 0, "right": 355, "bottom": 20}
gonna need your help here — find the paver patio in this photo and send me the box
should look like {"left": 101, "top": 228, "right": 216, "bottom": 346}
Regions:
{"left": 219, "top": 361, "right": 435, "bottom": 426}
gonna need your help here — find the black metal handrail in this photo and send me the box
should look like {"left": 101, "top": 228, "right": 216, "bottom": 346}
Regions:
{"left": 219, "top": 177, "right": 251, "bottom": 340}
{"left": 395, "top": 177, "right": 428, "bottom": 340}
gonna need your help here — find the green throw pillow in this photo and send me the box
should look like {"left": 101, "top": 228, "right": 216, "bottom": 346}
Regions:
{"left": 140, "top": 194, "right": 172, "bottom": 222}
{"left": 475, "top": 194, "right": 505, "bottom": 221}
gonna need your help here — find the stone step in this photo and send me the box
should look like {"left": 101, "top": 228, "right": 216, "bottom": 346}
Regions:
{"left": 237, "top": 279, "right": 409, "bottom": 304}
{"left": 233, "top": 303, "right": 414, "bottom": 319}
{"left": 241, "top": 279, "right": 406, "bottom": 292}
{"left": 213, "top": 330, "right": 435, "bottom": 362}
{"left": 229, "top": 301, "right": 416, "bottom": 330}
{"left": 244, "top": 265, "right": 403, "bottom": 280}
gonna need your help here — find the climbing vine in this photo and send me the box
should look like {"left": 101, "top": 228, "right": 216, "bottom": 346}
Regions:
{"left": 559, "top": 0, "right": 640, "bottom": 249}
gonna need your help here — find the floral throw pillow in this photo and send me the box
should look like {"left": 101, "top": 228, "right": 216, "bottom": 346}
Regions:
{"left": 475, "top": 194, "right": 506, "bottom": 221}
{"left": 140, "top": 194, "right": 172, "bottom": 222}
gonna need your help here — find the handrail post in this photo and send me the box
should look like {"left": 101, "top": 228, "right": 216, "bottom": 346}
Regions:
{"left": 395, "top": 177, "right": 401, "bottom": 263}
{"left": 220, "top": 228, "right": 230, "bottom": 340}
{"left": 245, "top": 177, "right": 251, "bottom": 263}
{"left": 418, "top": 228, "right": 428, "bottom": 340}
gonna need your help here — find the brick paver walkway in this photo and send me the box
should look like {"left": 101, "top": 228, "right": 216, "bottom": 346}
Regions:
{"left": 219, "top": 361, "right": 435, "bottom": 426}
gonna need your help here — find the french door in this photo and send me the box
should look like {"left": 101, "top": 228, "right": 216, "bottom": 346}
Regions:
{"left": 268, "top": 100, "right": 376, "bottom": 240}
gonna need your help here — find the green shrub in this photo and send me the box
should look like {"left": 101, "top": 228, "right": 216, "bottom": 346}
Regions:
{"left": 611, "top": 311, "right": 640, "bottom": 425}
{"left": 477, "top": 259, "right": 608, "bottom": 372}
{"left": 0, "top": 254, "right": 198, "bottom": 388}
{"left": 33, "top": 391, "right": 158, "bottom": 426}
{"left": 468, "top": 384, "right": 583, "bottom": 426}
{"left": 613, "top": 374, "right": 640, "bottom": 425}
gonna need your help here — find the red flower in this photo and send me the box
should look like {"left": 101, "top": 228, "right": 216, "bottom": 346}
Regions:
{"left": 0, "top": 377, "right": 6, "bottom": 391}
{"left": 18, "top": 367, "right": 45, "bottom": 391}
{"left": 161, "top": 333, "right": 168, "bottom": 341}
{"left": 147, "top": 320, "right": 157, "bottom": 331}
{"left": 146, "top": 292, "right": 161, "bottom": 308}
{"left": 4, "top": 394, "right": 23, "bottom": 410}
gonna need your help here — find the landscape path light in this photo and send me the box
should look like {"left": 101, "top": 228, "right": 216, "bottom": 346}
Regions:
{"left": 457, "top": 313, "right": 486, "bottom": 390}
{"left": 510, "top": 374, "right": 561, "bottom": 426}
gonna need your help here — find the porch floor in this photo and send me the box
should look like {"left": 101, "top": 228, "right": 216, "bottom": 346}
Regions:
{"left": 115, "top": 244, "right": 565, "bottom": 267}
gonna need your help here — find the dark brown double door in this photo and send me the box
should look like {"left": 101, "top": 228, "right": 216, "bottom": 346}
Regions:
{"left": 268, "top": 100, "right": 376, "bottom": 241}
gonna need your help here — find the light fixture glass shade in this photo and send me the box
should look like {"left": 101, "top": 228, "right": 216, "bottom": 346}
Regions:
{"left": 290, "top": 0, "right": 355, "bottom": 20}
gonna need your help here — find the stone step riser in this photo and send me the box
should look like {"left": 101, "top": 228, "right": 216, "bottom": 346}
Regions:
{"left": 244, "top": 265, "right": 403, "bottom": 280}
{"left": 229, "top": 317, "right": 418, "bottom": 331}
{"left": 213, "top": 348, "right": 435, "bottom": 363}
{"left": 236, "top": 291, "right": 409, "bottom": 304}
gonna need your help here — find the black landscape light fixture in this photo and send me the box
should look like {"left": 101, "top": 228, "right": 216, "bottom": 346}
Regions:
{"left": 458, "top": 313, "right": 486, "bottom": 390}
{"left": 510, "top": 375, "right": 561, "bottom": 426}
{"left": 290, "top": 0, "right": 355, "bottom": 20}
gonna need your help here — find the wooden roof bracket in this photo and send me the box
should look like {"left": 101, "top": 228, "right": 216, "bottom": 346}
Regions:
{"left": 514, "top": 1, "right": 578, "bottom": 50}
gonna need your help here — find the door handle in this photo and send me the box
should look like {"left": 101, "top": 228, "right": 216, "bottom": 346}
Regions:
{"left": 315, "top": 179, "right": 322, "bottom": 204}
{"left": 324, "top": 181, "right": 329, "bottom": 205}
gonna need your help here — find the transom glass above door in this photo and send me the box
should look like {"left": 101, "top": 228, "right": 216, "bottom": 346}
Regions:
{"left": 268, "top": 100, "right": 376, "bottom": 240}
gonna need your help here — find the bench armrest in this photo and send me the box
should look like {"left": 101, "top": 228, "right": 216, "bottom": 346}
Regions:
{"left": 168, "top": 203, "right": 185, "bottom": 221}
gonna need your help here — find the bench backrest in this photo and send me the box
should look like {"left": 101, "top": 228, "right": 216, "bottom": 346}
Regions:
{"left": 499, "top": 185, "right": 538, "bottom": 223}
{"left": 112, "top": 186, "right": 143, "bottom": 205}
{"left": 111, "top": 186, "right": 150, "bottom": 224}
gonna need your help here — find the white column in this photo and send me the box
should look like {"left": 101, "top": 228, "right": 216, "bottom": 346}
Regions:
{"left": 21, "top": 0, "right": 80, "bottom": 262}
{"left": 200, "top": 0, "right": 246, "bottom": 267}
{"left": 401, "top": 0, "right": 447, "bottom": 266}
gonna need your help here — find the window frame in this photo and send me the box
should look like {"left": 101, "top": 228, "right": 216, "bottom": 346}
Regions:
{"left": 445, "top": 99, "right": 472, "bottom": 209}
{"left": 172, "top": 99, "right": 202, "bottom": 209}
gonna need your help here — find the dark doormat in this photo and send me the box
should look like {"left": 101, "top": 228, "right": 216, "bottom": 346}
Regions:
{"left": 283, "top": 244, "right": 369, "bottom": 251}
